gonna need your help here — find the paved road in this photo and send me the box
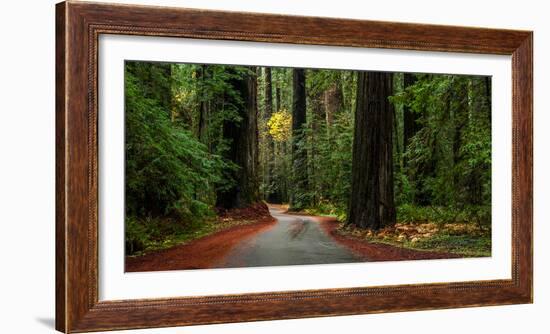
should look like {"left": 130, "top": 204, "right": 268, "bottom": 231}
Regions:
{"left": 216, "top": 206, "right": 362, "bottom": 268}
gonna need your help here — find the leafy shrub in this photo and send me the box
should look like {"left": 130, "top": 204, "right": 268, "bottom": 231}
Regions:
{"left": 304, "top": 200, "right": 348, "bottom": 222}
{"left": 125, "top": 66, "right": 231, "bottom": 221}
{"left": 412, "top": 233, "right": 491, "bottom": 257}
{"left": 397, "top": 204, "right": 491, "bottom": 227}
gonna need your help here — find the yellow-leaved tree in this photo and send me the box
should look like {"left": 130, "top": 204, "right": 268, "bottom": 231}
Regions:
{"left": 267, "top": 109, "right": 292, "bottom": 142}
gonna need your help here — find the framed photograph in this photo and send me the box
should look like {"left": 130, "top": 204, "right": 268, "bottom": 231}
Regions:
{"left": 56, "top": 1, "right": 532, "bottom": 332}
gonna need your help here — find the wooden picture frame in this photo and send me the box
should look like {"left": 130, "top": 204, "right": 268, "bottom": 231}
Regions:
{"left": 56, "top": 1, "right": 532, "bottom": 332}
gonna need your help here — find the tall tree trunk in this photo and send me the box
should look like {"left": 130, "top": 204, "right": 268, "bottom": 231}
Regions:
{"left": 275, "top": 86, "right": 281, "bottom": 112}
{"left": 264, "top": 68, "right": 273, "bottom": 118}
{"left": 216, "top": 67, "right": 260, "bottom": 209}
{"left": 290, "top": 68, "right": 309, "bottom": 209}
{"left": 348, "top": 71, "right": 396, "bottom": 230}
{"left": 270, "top": 71, "right": 284, "bottom": 203}
{"left": 308, "top": 75, "right": 325, "bottom": 206}
{"left": 323, "top": 82, "right": 343, "bottom": 139}
{"left": 264, "top": 67, "right": 278, "bottom": 203}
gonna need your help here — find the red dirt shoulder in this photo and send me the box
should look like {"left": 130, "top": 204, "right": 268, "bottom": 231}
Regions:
{"left": 307, "top": 214, "right": 461, "bottom": 261}
{"left": 126, "top": 203, "right": 276, "bottom": 272}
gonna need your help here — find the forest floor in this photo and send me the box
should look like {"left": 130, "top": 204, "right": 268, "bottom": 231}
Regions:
{"left": 332, "top": 221, "right": 491, "bottom": 258}
{"left": 293, "top": 206, "right": 491, "bottom": 258}
{"left": 125, "top": 203, "right": 276, "bottom": 272}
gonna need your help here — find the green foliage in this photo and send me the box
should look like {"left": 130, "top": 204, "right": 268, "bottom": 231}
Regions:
{"left": 410, "top": 233, "right": 491, "bottom": 257}
{"left": 125, "top": 215, "right": 218, "bottom": 256}
{"left": 394, "top": 170, "right": 415, "bottom": 205}
{"left": 125, "top": 65, "right": 230, "bottom": 218}
{"left": 397, "top": 204, "right": 489, "bottom": 227}
{"left": 303, "top": 200, "right": 348, "bottom": 222}
{"left": 390, "top": 74, "right": 491, "bottom": 222}
{"left": 286, "top": 70, "right": 355, "bottom": 210}
{"left": 170, "top": 64, "right": 251, "bottom": 152}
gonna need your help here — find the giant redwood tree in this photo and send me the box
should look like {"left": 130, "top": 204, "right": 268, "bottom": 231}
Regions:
{"left": 216, "top": 67, "right": 260, "bottom": 209}
{"left": 290, "top": 68, "right": 309, "bottom": 210}
{"left": 263, "top": 67, "right": 278, "bottom": 202}
{"left": 348, "top": 71, "right": 396, "bottom": 230}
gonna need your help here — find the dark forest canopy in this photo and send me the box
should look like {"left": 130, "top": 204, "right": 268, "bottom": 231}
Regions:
{"left": 125, "top": 61, "right": 491, "bottom": 254}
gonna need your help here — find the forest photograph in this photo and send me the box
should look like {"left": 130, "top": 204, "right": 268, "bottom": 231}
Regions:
{"left": 124, "top": 60, "right": 492, "bottom": 272}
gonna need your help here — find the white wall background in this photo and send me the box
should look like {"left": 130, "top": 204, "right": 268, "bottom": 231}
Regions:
{"left": 0, "top": 0, "right": 545, "bottom": 333}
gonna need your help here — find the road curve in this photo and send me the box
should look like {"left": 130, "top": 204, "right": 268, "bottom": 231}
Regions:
{"left": 215, "top": 206, "right": 363, "bottom": 268}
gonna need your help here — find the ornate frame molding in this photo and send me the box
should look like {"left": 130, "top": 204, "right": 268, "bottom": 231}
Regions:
{"left": 56, "top": 1, "right": 532, "bottom": 332}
